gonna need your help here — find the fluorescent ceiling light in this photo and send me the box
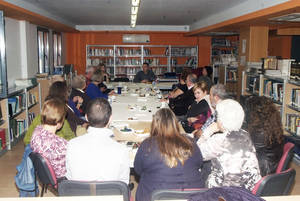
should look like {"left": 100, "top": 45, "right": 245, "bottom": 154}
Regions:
{"left": 131, "top": 7, "right": 138, "bottom": 15}
{"left": 132, "top": 0, "right": 140, "bottom": 7}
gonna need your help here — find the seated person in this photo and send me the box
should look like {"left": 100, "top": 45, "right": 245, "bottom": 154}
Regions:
{"left": 85, "top": 66, "right": 96, "bottom": 86}
{"left": 86, "top": 70, "right": 108, "bottom": 99}
{"left": 181, "top": 81, "right": 212, "bottom": 133}
{"left": 197, "top": 66, "right": 213, "bottom": 90}
{"left": 167, "top": 73, "right": 197, "bottom": 117}
{"left": 133, "top": 62, "right": 156, "bottom": 83}
{"left": 66, "top": 98, "right": 130, "bottom": 184}
{"left": 166, "top": 70, "right": 189, "bottom": 99}
{"left": 24, "top": 92, "right": 76, "bottom": 145}
{"left": 48, "top": 81, "right": 88, "bottom": 134}
{"left": 197, "top": 99, "right": 261, "bottom": 191}
{"left": 244, "top": 96, "right": 284, "bottom": 176}
{"left": 70, "top": 75, "right": 91, "bottom": 115}
{"left": 30, "top": 98, "right": 68, "bottom": 179}
{"left": 134, "top": 108, "right": 204, "bottom": 201}
{"left": 98, "top": 63, "right": 113, "bottom": 94}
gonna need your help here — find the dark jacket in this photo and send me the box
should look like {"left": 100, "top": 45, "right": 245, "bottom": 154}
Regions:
{"left": 169, "top": 87, "right": 195, "bottom": 116}
{"left": 134, "top": 137, "right": 204, "bottom": 201}
{"left": 66, "top": 106, "right": 87, "bottom": 134}
{"left": 70, "top": 88, "right": 91, "bottom": 115}
{"left": 251, "top": 130, "right": 283, "bottom": 177}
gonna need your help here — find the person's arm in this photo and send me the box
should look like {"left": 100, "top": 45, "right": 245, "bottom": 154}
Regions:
{"left": 24, "top": 115, "right": 41, "bottom": 145}
{"left": 56, "top": 120, "right": 76, "bottom": 141}
{"left": 133, "top": 141, "right": 146, "bottom": 175}
{"left": 119, "top": 148, "right": 130, "bottom": 184}
{"left": 197, "top": 123, "right": 224, "bottom": 161}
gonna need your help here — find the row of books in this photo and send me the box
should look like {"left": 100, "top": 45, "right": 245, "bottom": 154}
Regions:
{"left": 290, "top": 88, "right": 300, "bottom": 108}
{"left": 87, "top": 58, "right": 114, "bottom": 66}
{"left": 263, "top": 80, "right": 284, "bottom": 102}
{"left": 28, "top": 92, "right": 38, "bottom": 107}
{"left": 0, "top": 128, "right": 6, "bottom": 150}
{"left": 165, "top": 47, "right": 197, "bottom": 56}
{"left": 226, "top": 70, "right": 238, "bottom": 81}
{"left": 212, "top": 38, "right": 236, "bottom": 47}
{"left": 246, "top": 76, "right": 260, "bottom": 94}
{"left": 9, "top": 112, "right": 35, "bottom": 143}
{"left": 285, "top": 113, "right": 300, "bottom": 136}
{"left": 116, "top": 58, "right": 142, "bottom": 66}
{"left": 8, "top": 94, "right": 26, "bottom": 117}
{"left": 88, "top": 48, "right": 114, "bottom": 57}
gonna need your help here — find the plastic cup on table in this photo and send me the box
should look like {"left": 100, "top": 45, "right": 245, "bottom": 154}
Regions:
{"left": 117, "top": 87, "right": 122, "bottom": 94}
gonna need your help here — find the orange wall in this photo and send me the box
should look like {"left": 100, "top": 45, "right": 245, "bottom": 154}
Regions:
{"left": 64, "top": 31, "right": 211, "bottom": 75}
{"left": 268, "top": 35, "right": 291, "bottom": 58}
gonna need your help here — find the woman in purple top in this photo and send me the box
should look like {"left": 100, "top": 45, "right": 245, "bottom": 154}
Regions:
{"left": 30, "top": 98, "right": 68, "bottom": 178}
{"left": 134, "top": 108, "right": 204, "bottom": 201}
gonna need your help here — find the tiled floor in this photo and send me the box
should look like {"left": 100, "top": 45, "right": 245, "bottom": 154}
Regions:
{"left": 0, "top": 141, "right": 299, "bottom": 197}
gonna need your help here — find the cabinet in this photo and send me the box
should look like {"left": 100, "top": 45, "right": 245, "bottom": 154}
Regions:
{"left": 86, "top": 45, "right": 198, "bottom": 80}
{"left": 0, "top": 84, "right": 41, "bottom": 154}
{"left": 211, "top": 37, "right": 239, "bottom": 84}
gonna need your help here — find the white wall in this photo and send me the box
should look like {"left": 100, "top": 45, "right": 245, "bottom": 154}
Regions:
{"left": 5, "top": 17, "right": 22, "bottom": 88}
{"left": 4, "top": 17, "right": 65, "bottom": 88}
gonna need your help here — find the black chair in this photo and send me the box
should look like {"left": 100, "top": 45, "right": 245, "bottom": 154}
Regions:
{"left": 58, "top": 180, "right": 130, "bottom": 201}
{"left": 150, "top": 189, "right": 207, "bottom": 201}
{"left": 252, "top": 168, "right": 296, "bottom": 196}
{"left": 29, "top": 152, "right": 58, "bottom": 197}
{"left": 276, "top": 142, "right": 295, "bottom": 173}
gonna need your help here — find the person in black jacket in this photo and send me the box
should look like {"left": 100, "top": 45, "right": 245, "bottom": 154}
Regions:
{"left": 70, "top": 75, "right": 91, "bottom": 115}
{"left": 244, "top": 96, "right": 284, "bottom": 176}
{"left": 167, "top": 73, "right": 197, "bottom": 117}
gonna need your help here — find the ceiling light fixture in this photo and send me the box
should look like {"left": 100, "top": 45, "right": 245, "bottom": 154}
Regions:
{"left": 130, "top": 0, "right": 140, "bottom": 28}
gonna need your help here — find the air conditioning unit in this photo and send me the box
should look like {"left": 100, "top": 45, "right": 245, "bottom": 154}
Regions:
{"left": 122, "top": 34, "right": 150, "bottom": 43}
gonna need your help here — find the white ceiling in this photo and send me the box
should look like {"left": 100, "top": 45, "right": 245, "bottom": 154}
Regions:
{"left": 3, "top": 0, "right": 292, "bottom": 31}
{"left": 17, "top": 0, "right": 248, "bottom": 25}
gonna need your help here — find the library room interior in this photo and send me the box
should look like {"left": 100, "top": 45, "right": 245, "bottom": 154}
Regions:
{"left": 0, "top": 0, "right": 300, "bottom": 200}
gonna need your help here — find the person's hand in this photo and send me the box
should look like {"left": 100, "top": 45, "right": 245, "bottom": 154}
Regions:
{"left": 82, "top": 122, "right": 89, "bottom": 129}
{"left": 100, "top": 86, "right": 106, "bottom": 92}
{"left": 188, "top": 117, "right": 197, "bottom": 124}
{"left": 73, "top": 96, "right": 83, "bottom": 109}
{"left": 160, "top": 98, "right": 168, "bottom": 102}
{"left": 141, "top": 79, "right": 148, "bottom": 83}
{"left": 108, "top": 90, "right": 116, "bottom": 96}
{"left": 207, "top": 122, "right": 220, "bottom": 134}
{"left": 192, "top": 129, "right": 203, "bottom": 138}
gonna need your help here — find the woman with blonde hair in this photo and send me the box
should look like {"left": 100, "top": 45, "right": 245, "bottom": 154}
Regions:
{"left": 134, "top": 108, "right": 204, "bottom": 201}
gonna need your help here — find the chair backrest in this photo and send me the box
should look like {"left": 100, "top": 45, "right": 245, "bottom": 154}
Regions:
{"left": 252, "top": 168, "right": 296, "bottom": 196}
{"left": 276, "top": 142, "right": 295, "bottom": 173}
{"left": 58, "top": 180, "right": 130, "bottom": 201}
{"left": 151, "top": 189, "right": 207, "bottom": 201}
{"left": 29, "top": 152, "right": 57, "bottom": 188}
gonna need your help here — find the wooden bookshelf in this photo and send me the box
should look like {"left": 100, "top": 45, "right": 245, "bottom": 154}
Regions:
{"left": 0, "top": 84, "right": 41, "bottom": 151}
{"left": 283, "top": 80, "right": 300, "bottom": 138}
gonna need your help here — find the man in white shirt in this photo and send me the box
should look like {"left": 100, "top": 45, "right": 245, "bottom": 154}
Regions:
{"left": 65, "top": 98, "right": 130, "bottom": 184}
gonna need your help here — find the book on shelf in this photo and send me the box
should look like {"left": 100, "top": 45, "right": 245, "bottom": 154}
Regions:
{"left": 291, "top": 88, "right": 300, "bottom": 108}
{"left": 0, "top": 129, "right": 6, "bottom": 150}
{"left": 8, "top": 94, "right": 26, "bottom": 117}
{"left": 263, "top": 80, "right": 283, "bottom": 102}
{"left": 286, "top": 114, "right": 300, "bottom": 136}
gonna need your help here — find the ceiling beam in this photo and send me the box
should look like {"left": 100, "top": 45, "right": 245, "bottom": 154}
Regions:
{"left": 277, "top": 27, "right": 300, "bottom": 35}
{"left": 0, "top": 1, "right": 78, "bottom": 32}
